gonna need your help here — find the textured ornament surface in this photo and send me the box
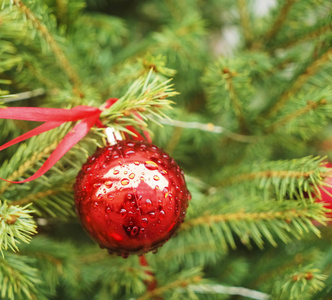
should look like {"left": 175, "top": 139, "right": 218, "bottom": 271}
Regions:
{"left": 74, "top": 140, "right": 191, "bottom": 256}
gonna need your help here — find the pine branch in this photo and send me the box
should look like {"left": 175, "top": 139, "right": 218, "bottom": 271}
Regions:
{"left": 0, "top": 139, "right": 59, "bottom": 194}
{"left": 0, "top": 201, "right": 36, "bottom": 254}
{"left": 10, "top": 184, "right": 71, "bottom": 207}
{"left": 181, "top": 201, "right": 326, "bottom": 249}
{"left": 2, "top": 88, "right": 45, "bottom": 103}
{"left": 223, "top": 68, "right": 249, "bottom": 134}
{"left": 264, "top": 98, "right": 328, "bottom": 133}
{"left": 271, "top": 266, "right": 327, "bottom": 300}
{"left": 271, "top": 21, "right": 332, "bottom": 50}
{"left": 100, "top": 70, "right": 177, "bottom": 129}
{"left": 0, "top": 253, "right": 40, "bottom": 300}
{"left": 263, "top": 0, "right": 297, "bottom": 42}
{"left": 237, "top": 0, "right": 253, "bottom": 45}
{"left": 138, "top": 269, "right": 202, "bottom": 300}
{"left": 217, "top": 156, "right": 326, "bottom": 201}
{"left": 10, "top": 183, "right": 74, "bottom": 217}
{"left": 19, "top": 236, "right": 79, "bottom": 296}
{"left": 12, "top": 0, "right": 82, "bottom": 94}
{"left": 188, "top": 284, "right": 269, "bottom": 300}
{"left": 262, "top": 47, "right": 332, "bottom": 119}
{"left": 203, "top": 59, "right": 253, "bottom": 133}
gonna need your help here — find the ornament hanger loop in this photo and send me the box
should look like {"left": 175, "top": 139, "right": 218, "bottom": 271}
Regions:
{"left": 105, "top": 127, "right": 123, "bottom": 145}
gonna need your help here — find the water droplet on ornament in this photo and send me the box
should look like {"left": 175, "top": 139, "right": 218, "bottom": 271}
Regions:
{"left": 125, "top": 149, "right": 135, "bottom": 155}
{"left": 146, "top": 199, "right": 152, "bottom": 206}
{"left": 121, "top": 178, "right": 129, "bottom": 186}
{"left": 155, "top": 185, "right": 159, "bottom": 190}
{"left": 113, "top": 170, "right": 119, "bottom": 175}
{"left": 159, "top": 210, "right": 166, "bottom": 220}
{"left": 105, "top": 181, "right": 113, "bottom": 188}
{"left": 160, "top": 170, "right": 167, "bottom": 175}
{"left": 97, "top": 194, "right": 103, "bottom": 200}
{"left": 129, "top": 173, "right": 135, "bottom": 179}
{"left": 126, "top": 142, "right": 135, "bottom": 147}
{"left": 108, "top": 194, "right": 114, "bottom": 200}
{"left": 153, "top": 175, "right": 160, "bottom": 181}
{"left": 140, "top": 176, "right": 144, "bottom": 181}
{"left": 105, "top": 206, "right": 111, "bottom": 213}
{"left": 120, "top": 209, "right": 127, "bottom": 217}
{"left": 149, "top": 212, "right": 156, "bottom": 219}
{"left": 93, "top": 183, "right": 101, "bottom": 188}
{"left": 134, "top": 161, "right": 140, "bottom": 165}
{"left": 84, "top": 166, "right": 91, "bottom": 173}
{"left": 131, "top": 226, "right": 139, "bottom": 236}
{"left": 127, "top": 193, "right": 133, "bottom": 200}
{"left": 142, "top": 218, "right": 148, "bottom": 225}
{"left": 145, "top": 161, "right": 158, "bottom": 170}
{"left": 124, "top": 170, "right": 128, "bottom": 175}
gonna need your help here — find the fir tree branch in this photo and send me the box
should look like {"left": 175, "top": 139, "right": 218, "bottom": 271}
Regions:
{"left": 238, "top": 0, "right": 253, "bottom": 45}
{"left": 220, "top": 169, "right": 314, "bottom": 187}
{"left": 188, "top": 284, "right": 269, "bottom": 300}
{"left": 0, "top": 253, "right": 40, "bottom": 300}
{"left": 0, "top": 202, "right": 37, "bottom": 254}
{"left": 262, "top": 47, "right": 332, "bottom": 119}
{"left": 264, "top": 99, "right": 328, "bottom": 133}
{"left": 138, "top": 274, "right": 202, "bottom": 300}
{"left": 217, "top": 157, "right": 328, "bottom": 201}
{"left": 181, "top": 201, "right": 326, "bottom": 249}
{"left": 159, "top": 118, "right": 256, "bottom": 142}
{"left": 271, "top": 266, "right": 327, "bottom": 299}
{"left": 100, "top": 70, "right": 176, "bottom": 127}
{"left": 182, "top": 208, "right": 318, "bottom": 230}
{"left": 0, "top": 141, "right": 58, "bottom": 194}
{"left": 272, "top": 22, "right": 332, "bottom": 50}
{"left": 2, "top": 88, "right": 45, "bottom": 103}
{"left": 223, "top": 68, "right": 248, "bottom": 134}
{"left": 10, "top": 184, "right": 72, "bottom": 206}
{"left": 263, "top": 0, "right": 297, "bottom": 42}
{"left": 12, "top": 0, "right": 82, "bottom": 94}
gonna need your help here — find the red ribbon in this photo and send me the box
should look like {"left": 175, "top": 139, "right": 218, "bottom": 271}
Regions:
{"left": 0, "top": 98, "right": 151, "bottom": 184}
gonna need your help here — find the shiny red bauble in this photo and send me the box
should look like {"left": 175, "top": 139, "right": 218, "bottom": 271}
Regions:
{"left": 74, "top": 140, "right": 191, "bottom": 257}
{"left": 316, "top": 162, "right": 332, "bottom": 219}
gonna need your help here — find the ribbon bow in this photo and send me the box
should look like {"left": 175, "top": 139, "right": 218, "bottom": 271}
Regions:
{"left": 0, "top": 98, "right": 127, "bottom": 183}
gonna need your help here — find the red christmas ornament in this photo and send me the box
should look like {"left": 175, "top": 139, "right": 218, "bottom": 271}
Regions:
{"left": 74, "top": 140, "right": 191, "bottom": 257}
{"left": 316, "top": 162, "right": 332, "bottom": 219}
